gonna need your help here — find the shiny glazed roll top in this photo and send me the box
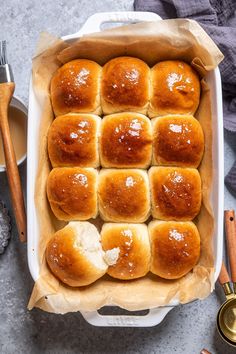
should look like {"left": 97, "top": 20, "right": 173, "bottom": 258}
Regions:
{"left": 47, "top": 167, "right": 98, "bottom": 221}
{"left": 48, "top": 114, "right": 100, "bottom": 168}
{"left": 98, "top": 169, "right": 150, "bottom": 223}
{"left": 149, "top": 60, "right": 201, "bottom": 117}
{"left": 152, "top": 115, "right": 204, "bottom": 168}
{"left": 101, "top": 56, "right": 150, "bottom": 115}
{"left": 148, "top": 220, "right": 200, "bottom": 279}
{"left": 50, "top": 59, "right": 102, "bottom": 116}
{"left": 100, "top": 112, "right": 152, "bottom": 168}
{"left": 149, "top": 166, "right": 201, "bottom": 221}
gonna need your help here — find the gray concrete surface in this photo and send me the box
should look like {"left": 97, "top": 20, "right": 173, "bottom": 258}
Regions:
{"left": 0, "top": 1, "right": 236, "bottom": 353}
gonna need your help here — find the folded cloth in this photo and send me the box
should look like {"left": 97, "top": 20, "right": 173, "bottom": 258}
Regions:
{"left": 134, "top": 0, "right": 236, "bottom": 193}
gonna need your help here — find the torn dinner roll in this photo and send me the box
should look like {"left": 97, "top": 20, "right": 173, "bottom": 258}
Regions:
{"left": 46, "top": 221, "right": 107, "bottom": 287}
{"left": 101, "top": 223, "right": 151, "bottom": 280}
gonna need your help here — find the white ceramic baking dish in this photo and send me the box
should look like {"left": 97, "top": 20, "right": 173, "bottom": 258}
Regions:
{"left": 27, "top": 11, "right": 224, "bottom": 327}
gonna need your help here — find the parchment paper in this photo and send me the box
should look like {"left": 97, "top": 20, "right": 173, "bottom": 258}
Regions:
{"left": 28, "top": 19, "right": 224, "bottom": 313}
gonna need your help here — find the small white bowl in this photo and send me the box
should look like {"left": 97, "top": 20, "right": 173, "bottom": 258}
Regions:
{"left": 0, "top": 96, "right": 27, "bottom": 172}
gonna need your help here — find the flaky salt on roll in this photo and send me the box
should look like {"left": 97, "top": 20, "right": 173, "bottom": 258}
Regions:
{"left": 48, "top": 114, "right": 101, "bottom": 168}
{"left": 100, "top": 113, "right": 152, "bottom": 168}
{"left": 149, "top": 60, "right": 201, "bottom": 118}
{"left": 98, "top": 169, "right": 150, "bottom": 223}
{"left": 47, "top": 167, "right": 98, "bottom": 221}
{"left": 101, "top": 223, "right": 151, "bottom": 280}
{"left": 101, "top": 57, "right": 150, "bottom": 115}
{"left": 148, "top": 220, "right": 200, "bottom": 279}
{"left": 46, "top": 222, "right": 107, "bottom": 287}
{"left": 152, "top": 115, "right": 204, "bottom": 168}
{"left": 50, "top": 59, "right": 102, "bottom": 116}
{"left": 149, "top": 166, "right": 201, "bottom": 221}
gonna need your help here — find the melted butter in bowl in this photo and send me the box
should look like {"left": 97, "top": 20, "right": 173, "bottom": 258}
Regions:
{"left": 0, "top": 98, "right": 27, "bottom": 171}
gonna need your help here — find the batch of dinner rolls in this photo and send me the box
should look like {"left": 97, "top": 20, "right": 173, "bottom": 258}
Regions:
{"left": 46, "top": 57, "right": 204, "bottom": 287}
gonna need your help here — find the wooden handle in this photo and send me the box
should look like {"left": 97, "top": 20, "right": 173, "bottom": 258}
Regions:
{"left": 200, "top": 349, "right": 211, "bottom": 354}
{"left": 225, "top": 210, "right": 236, "bottom": 282}
{"left": 218, "top": 262, "right": 230, "bottom": 285}
{"left": 0, "top": 82, "right": 26, "bottom": 242}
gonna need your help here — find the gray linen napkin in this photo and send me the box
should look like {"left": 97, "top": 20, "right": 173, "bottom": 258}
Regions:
{"left": 134, "top": 0, "right": 236, "bottom": 193}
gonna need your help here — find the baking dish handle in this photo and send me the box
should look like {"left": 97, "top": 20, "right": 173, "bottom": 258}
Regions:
{"left": 62, "top": 11, "right": 162, "bottom": 40}
{"left": 81, "top": 306, "right": 173, "bottom": 327}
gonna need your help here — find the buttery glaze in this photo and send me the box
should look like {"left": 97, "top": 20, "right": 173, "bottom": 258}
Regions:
{"left": 149, "top": 221, "right": 200, "bottom": 279}
{"left": 149, "top": 60, "right": 200, "bottom": 117}
{"left": 98, "top": 169, "right": 150, "bottom": 222}
{"left": 50, "top": 59, "right": 101, "bottom": 116}
{"left": 100, "top": 113, "right": 152, "bottom": 168}
{"left": 149, "top": 166, "right": 201, "bottom": 220}
{"left": 48, "top": 114, "right": 99, "bottom": 167}
{"left": 0, "top": 105, "right": 26, "bottom": 166}
{"left": 153, "top": 115, "right": 204, "bottom": 167}
{"left": 47, "top": 167, "right": 97, "bottom": 220}
{"left": 101, "top": 57, "right": 150, "bottom": 111}
{"left": 101, "top": 224, "right": 150, "bottom": 280}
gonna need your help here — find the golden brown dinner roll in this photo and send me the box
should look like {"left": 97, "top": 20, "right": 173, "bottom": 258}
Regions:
{"left": 46, "top": 221, "right": 107, "bottom": 287}
{"left": 148, "top": 220, "right": 200, "bottom": 279}
{"left": 48, "top": 113, "right": 101, "bottom": 168}
{"left": 101, "top": 57, "right": 150, "bottom": 114}
{"left": 98, "top": 169, "right": 150, "bottom": 222}
{"left": 47, "top": 167, "right": 98, "bottom": 221}
{"left": 101, "top": 223, "right": 150, "bottom": 280}
{"left": 149, "top": 167, "right": 201, "bottom": 221}
{"left": 152, "top": 115, "right": 204, "bottom": 168}
{"left": 100, "top": 113, "right": 152, "bottom": 168}
{"left": 50, "top": 59, "right": 102, "bottom": 116}
{"left": 149, "top": 60, "right": 201, "bottom": 118}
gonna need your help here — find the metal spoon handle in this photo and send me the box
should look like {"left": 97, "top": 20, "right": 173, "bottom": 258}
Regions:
{"left": 225, "top": 210, "right": 236, "bottom": 285}
{"left": 218, "top": 262, "right": 233, "bottom": 297}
